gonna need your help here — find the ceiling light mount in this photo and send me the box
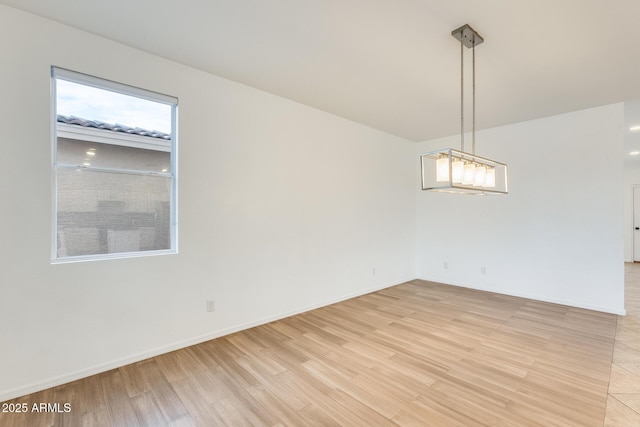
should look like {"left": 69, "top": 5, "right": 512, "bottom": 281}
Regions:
{"left": 451, "top": 24, "right": 484, "bottom": 49}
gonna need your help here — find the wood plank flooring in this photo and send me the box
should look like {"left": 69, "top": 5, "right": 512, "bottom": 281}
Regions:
{"left": 604, "top": 262, "right": 640, "bottom": 425}
{"left": 0, "top": 279, "right": 619, "bottom": 426}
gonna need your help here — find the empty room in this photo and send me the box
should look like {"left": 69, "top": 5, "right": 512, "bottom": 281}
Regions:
{"left": 1, "top": 1, "right": 640, "bottom": 426}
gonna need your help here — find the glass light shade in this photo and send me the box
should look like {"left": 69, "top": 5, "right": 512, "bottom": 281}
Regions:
{"left": 420, "top": 148, "right": 508, "bottom": 195}
{"left": 484, "top": 168, "right": 496, "bottom": 187}
{"left": 473, "top": 165, "right": 486, "bottom": 187}
{"left": 452, "top": 159, "right": 464, "bottom": 184}
{"left": 462, "top": 163, "right": 475, "bottom": 185}
{"left": 436, "top": 156, "right": 450, "bottom": 182}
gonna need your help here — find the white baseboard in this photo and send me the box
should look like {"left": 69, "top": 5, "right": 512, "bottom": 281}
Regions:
{"left": 417, "top": 276, "right": 627, "bottom": 316}
{"left": 0, "top": 276, "right": 414, "bottom": 402}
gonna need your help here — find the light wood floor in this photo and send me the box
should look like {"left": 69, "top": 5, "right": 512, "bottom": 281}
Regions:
{"left": 0, "top": 277, "right": 623, "bottom": 426}
{"left": 604, "top": 262, "right": 640, "bottom": 425}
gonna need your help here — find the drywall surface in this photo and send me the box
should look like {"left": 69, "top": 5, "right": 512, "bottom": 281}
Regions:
{"left": 416, "top": 104, "right": 625, "bottom": 315}
{"left": 0, "top": 5, "right": 416, "bottom": 400}
{"left": 623, "top": 101, "right": 640, "bottom": 262}
{"left": 623, "top": 165, "right": 640, "bottom": 262}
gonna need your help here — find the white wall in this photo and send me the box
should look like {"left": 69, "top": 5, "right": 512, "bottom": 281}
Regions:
{"left": 0, "top": 5, "right": 416, "bottom": 401}
{"left": 623, "top": 164, "right": 640, "bottom": 262}
{"left": 623, "top": 100, "right": 640, "bottom": 262}
{"left": 416, "top": 104, "right": 625, "bottom": 315}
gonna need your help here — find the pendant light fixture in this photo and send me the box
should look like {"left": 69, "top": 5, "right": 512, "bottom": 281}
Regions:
{"left": 421, "top": 24, "right": 508, "bottom": 195}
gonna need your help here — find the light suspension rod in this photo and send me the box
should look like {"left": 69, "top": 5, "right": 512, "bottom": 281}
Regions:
{"left": 460, "top": 38, "right": 464, "bottom": 152}
{"left": 473, "top": 42, "right": 476, "bottom": 155}
{"left": 452, "top": 24, "right": 484, "bottom": 154}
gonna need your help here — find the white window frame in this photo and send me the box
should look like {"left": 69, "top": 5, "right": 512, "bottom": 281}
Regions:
{"left": 51, "top": 66, "right": 178, "bottom": 263}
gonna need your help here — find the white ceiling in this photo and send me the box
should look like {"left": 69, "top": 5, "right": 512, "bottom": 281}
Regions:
{"left": 3, "top": 0, "right": 640, "bottom": 142}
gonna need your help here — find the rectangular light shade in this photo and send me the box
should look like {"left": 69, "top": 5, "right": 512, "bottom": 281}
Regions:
{"left": 420, "top": 148, "right": 508, "bottom": 194}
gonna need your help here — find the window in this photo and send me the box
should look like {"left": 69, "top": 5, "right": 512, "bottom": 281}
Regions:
{"left": 52, "top": 67, "right": 177, "bottom": 262}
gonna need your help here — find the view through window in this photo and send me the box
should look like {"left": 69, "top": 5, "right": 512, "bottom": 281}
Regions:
{"left": 52, "top": 67, "right": 177, "bottom": 262}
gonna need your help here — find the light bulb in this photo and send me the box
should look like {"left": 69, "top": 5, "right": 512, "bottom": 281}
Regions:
{"left": 484, "top": 168, "right": 496, "bottom": 187}
{"left": 436, "top": 156, "right": 450, "bottom": 182}
{"left": 463, "top": 162, "right": 475, "bottom": 185}
{"left": 452, "top": 158, "right": 464, "bottom": 184}
{"left": 474, "top": 165, "right": 486, "bottom": 187}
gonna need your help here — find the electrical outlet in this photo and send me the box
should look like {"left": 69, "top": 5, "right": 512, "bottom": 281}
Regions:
{"left": 206, "top": 300, "right": 216, "bottom": 312}
{"left": 372, "top": 267, "right": 376, "bottom": 275}
{"left": 481, "top": 267, "right": 487, "bottom": 275}
{"left": 444, "top": 261, "right": 448, "bottom": 269}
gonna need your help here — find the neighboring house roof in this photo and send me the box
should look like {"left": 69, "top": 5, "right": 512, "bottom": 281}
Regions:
{"left": 57, "top": 115, "right": 171, "bottom": 140}
{"left": 57, "top": 115, "right": 172, "bottom": 152}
